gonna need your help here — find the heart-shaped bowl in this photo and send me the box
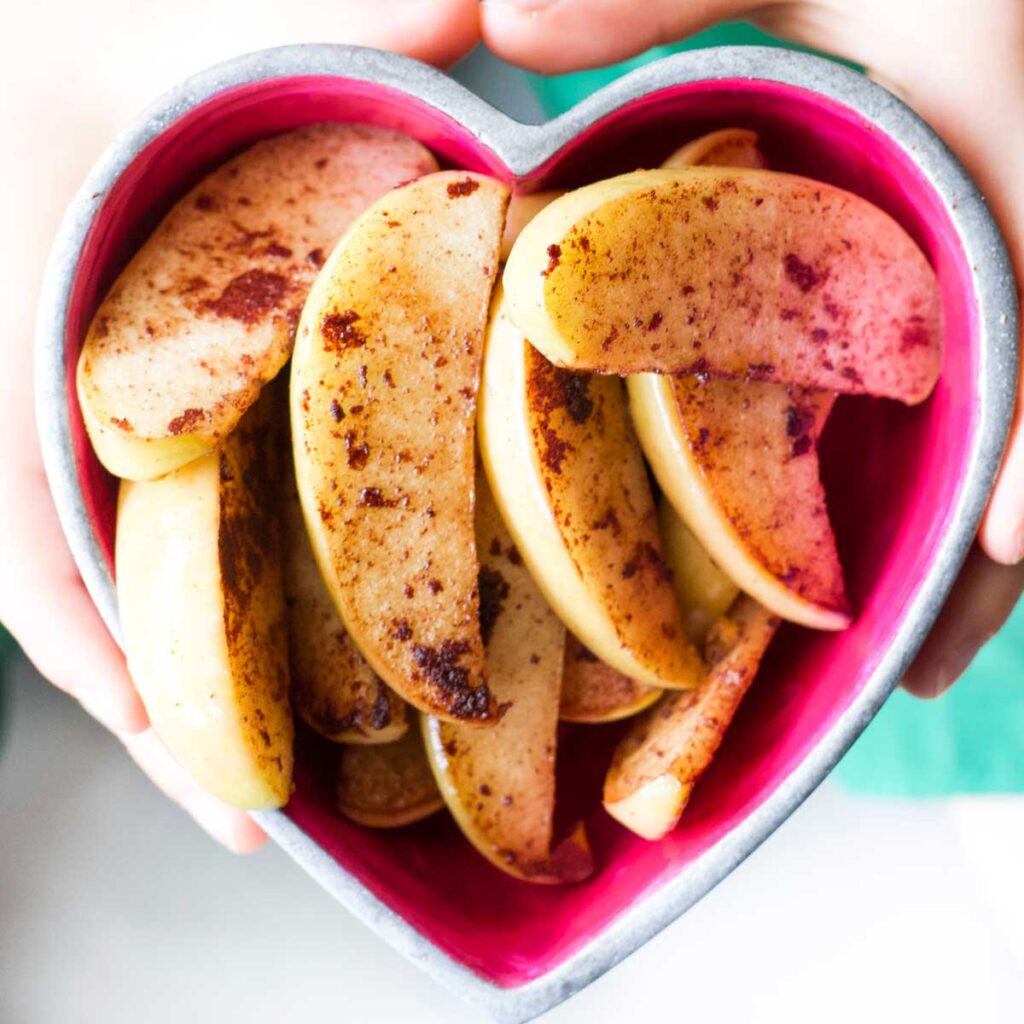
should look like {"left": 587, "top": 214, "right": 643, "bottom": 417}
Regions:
{"left": 36, "top": 43, "right": 1017, "bottom": 1023}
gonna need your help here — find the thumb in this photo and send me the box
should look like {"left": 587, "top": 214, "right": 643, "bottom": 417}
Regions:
{"left": 480, "top": 0, "right": 769, "bottom": 74}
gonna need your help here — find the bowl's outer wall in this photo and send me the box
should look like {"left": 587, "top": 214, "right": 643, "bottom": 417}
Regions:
{"left": 37, "top": 45, "right": 1017, "bottom": 1023}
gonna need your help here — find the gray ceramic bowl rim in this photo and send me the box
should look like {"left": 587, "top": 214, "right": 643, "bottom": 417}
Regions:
{"left": 34, "top": 43, "right": 1018, "bottom": 1024}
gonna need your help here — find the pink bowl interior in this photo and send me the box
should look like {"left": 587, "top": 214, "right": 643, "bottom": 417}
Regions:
{"left": 64, "top": 73, "right": 977, "bottom": 987}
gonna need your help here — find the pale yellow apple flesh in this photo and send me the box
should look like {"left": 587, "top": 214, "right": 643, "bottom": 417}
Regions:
{"left": 479, "top": 288, "right": 703, "bottom": 690}
{"left": 116, "top": 390, "right": 293, "bottom": 809}
{"left": 336, "top": 728, "right": 444, "bottom": 828}
{"left": 281, "top": 456, "right": 406, "bottom": 744}
{"left": 79, "top": 123, "right": 437, "bottom": 480}
{"left": 292, "top": 171, "right": 509, "bottom": 724}
{"left": 560, "top": 635, "right": 662, "bottom": 723}
{"left": 658, "top": 497, "right": 739, "bottom": 644}
{"left": 422, "top": 472, "right": 592, "bottom": 884}
{"left": 503, "top": 167, "right": 941, "bottom": 404}
{"left": 604, "top": 596, "right": 779, "bottom": 840}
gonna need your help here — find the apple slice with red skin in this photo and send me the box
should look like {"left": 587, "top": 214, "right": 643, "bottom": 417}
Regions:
{"left": 479, "top": 288, "right": 702, "bottom": 690}
{"left": 630, "top": 128, "right": 848, "bottom": 630}
{"left": 604, "top": 596, "right": 779, "bottom": 841}
{"left": 503, "top": 167, "right": 941, "bottom": 404}
{"left": 636, "top": 377, "right": 846, "bottom": 628}
{"left": 80, "top": 123, "right": 437, "bottom": 480}
{"left": 337, "top": 728, "right": 443, "bottom": 828}
{"left": 422, "top": 471, "right": 592, "bottom": 884}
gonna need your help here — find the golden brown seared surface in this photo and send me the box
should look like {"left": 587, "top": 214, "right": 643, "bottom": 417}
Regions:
{"left": 559, "top": 635, "right": 661, "bottom": 723}
{"left": 292, "top": 171, "right": 509, "bottom": 723}
{"left": 422, "top": 472, "right": 591, "bottom": 884}
{"left": 336, "top": 729, "right": 443, "bottom": 828}
{"left": 605, "top": 597, "right": 778, "bottom": 816}
{"left": 216, "top": 391, "right": 294, "bottom": 791}
{"left": 524, "top": 347, "right": 701, "bottom": 687}
{"left": 510, "top": 168, "right": 941, "bottom": 404}
{"left": 670, "top": 377, "right": 845, "bottom": 617}
{"left": 116, "top": 386, "right": 293, "bottom": 809}
{"left": 79, "top": 123, "right": 437, "bottom": 475}
{"left": 281, "top": 452, "right": 406, "bottom": 744}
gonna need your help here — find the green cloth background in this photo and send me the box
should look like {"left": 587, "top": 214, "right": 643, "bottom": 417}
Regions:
{"left": 528, "top": 22, "right": 1024, "bottom": 797}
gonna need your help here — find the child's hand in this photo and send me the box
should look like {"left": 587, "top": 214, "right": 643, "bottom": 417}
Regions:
{"left": 481, "top": 0, "right": 1024, "bottom": 696}
{"left": 1, "top": 0, "right": 481, "bottom": 852}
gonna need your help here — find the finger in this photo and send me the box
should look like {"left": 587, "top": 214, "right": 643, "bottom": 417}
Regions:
{"left": 316, "top": 0, "right": 481, "bottom": 67}
{"left": 0, "top": 468, "right": 149, "bottom": 735}
{"left": 480, "top": 0, "right": 768, "bottom": 74}
{"left": 902, "top": 543, "right": 1024, "bottom": 699}
{"left": 905, "top": 58, "right": 1024, "bottom": 566}
{"left": 122, "top": 728, "right": 268, "bottom": 853}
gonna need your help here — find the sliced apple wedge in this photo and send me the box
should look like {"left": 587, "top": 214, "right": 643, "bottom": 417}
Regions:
{"left": 662, "top": 127, "right": 769, "bottom": 170}
{"left": 79, "top": 123, "right": 437, "bottom": 480}
{"left": 658, "top": 497, "right": 739, "bottom": 643}
{"left": 282, "top": 462, "right": 406, "bottom": 744}
{"left": 636, "top": 376, "right": 846, "bottom": 629}
{"left": 116, "top": 389, "right": 293, "bottom": 809}
{"left": 503, "top": 167, "right": 941, "bottom": 404}
{"left": 629, "top": 128, "right": 847, "bottom": 630}
{"left": 422, "top": 472, "right": 591, "bottom": 884}
{"left": 337, "top": 729, "right": 443, "bottom": 828}
{"left": 479, "top": 288, "right": 702, "bottom": 690}
{"left": 560, "top": 635, "right": 661, "bottom": 723}
{"left": 604, "top": 597, "right": 779, "bottom": 840}
{"left": 292, "top": 171, "right": 509, "bottom": 724}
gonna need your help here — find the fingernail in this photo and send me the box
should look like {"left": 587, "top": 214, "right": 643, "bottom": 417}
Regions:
{"left": 1010, "top": 525, "right": 1024, "bottom": 564}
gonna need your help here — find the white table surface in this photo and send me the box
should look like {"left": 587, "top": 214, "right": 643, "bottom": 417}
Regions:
{"left": 2, "top": 655, "right": 1022, "bottom": 1024}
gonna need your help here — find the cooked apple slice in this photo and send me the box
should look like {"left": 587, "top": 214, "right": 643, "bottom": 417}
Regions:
{"left": 662, "top": 127, "right": 770, "bottom": 170}
{"left": 79, "top": 123, "right": 437, "bottom": 480}
{"left": 336, "top": 729, "right": 443, "bottom": 828}
{"left": 116, "top": 389, "right": 292, "bottom": 809}
{"left": 560, "top": 635, "right": 661, "bottom": 723}
{"left": 503, "top": 167, "right": 941, "bottom": 404}
{"left": 658, "top": 497, "right": 739, "bottom": 643}
{"left": 604, "top": 597, "right": 779, "bottom": 840}
{"left": 422, "top": 472, "right": 591, "bottom": 883}
{"left": 629, "top": 128, "right": 847, "bottom": 630}
{"left": 479, "top": 288, "right": 702, "bottom": 689}
{"left": 292, "top": 171, "right": 509, "bottom": 724}
{"left": 282, "top": 463, "right": 406, "bottom": 744}
{"left": 635, "top": 376, "right": 846, "bottom": 629}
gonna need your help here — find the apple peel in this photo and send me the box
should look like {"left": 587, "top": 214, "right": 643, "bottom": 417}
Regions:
{"left": 503, "top": 167, "right": 941, "bottom": 405}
